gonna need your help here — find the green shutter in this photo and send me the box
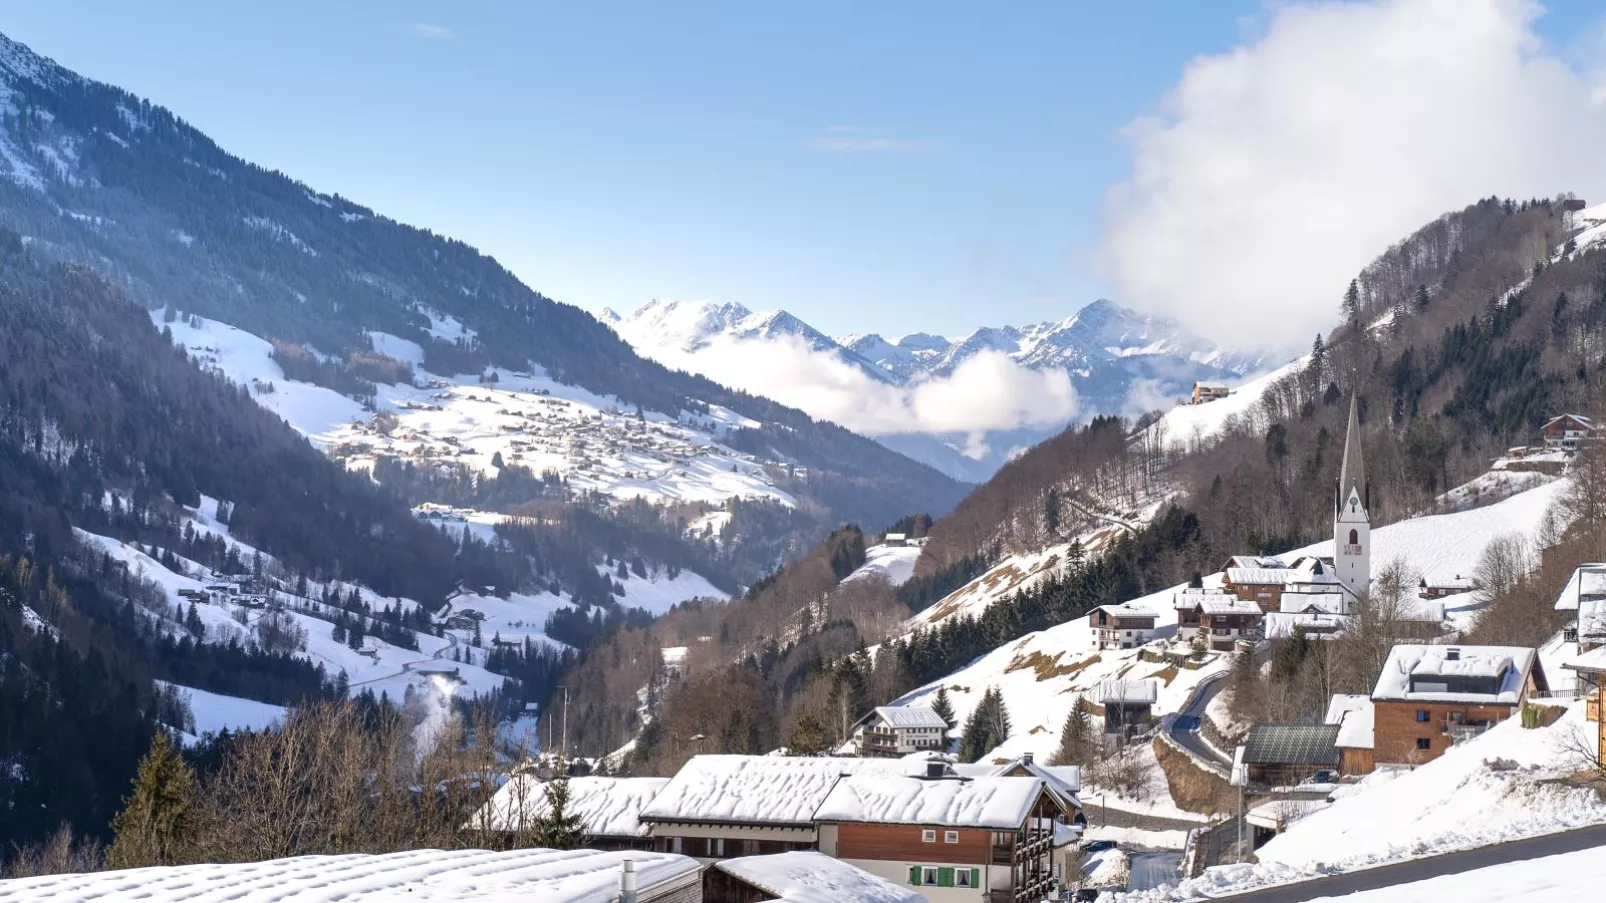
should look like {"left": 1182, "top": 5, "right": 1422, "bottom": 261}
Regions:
{"left": 970, "top": 868, "right": 981, "bottom": 887}
{"left": 909, "top": 865, "right": 921, "bottom": 885}
{"left": 938, "top": 867, "right": 954, "bottom": 887}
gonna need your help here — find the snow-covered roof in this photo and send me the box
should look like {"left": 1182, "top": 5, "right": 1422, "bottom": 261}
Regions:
{"left": 1224, "top": 555, "right": 1281, "bottom": 570}
{"left": 714, "top": 851, "right": 928, "bottom": 903}
{"left": 1324, "top": 695, "right": 1375, "bottom": 750}
{"left": 1581, "top": 598, "right": 1606, "bottom": 639}
{"left": 1264, "top": 612, "right": 1345, "bottom": 639}
{"left": 1398, "top": 599, "right": 1447, "bottom": 623}
{"left": 1542, "top": 413, "right": 1595, "bottom": 430}
{"left": 0, "top": 848, "right": 700, "bottom": 903}
{"left": 1226, "top": 567, "right": 1291, "bottom": 586}
{"left": 1553, "top": 564, "right": 1606, "bottom": 611}
{"left": 1173, "top": 587, "right": 1232, "bottom": 609}
{"left": 1097, "top": 679, "right": 1158, "bottom": 705}
{"left": 1561, "top": 643, "right": 1606, "bottom": 675}
{"left": 1421, "top": 574, "right": 1476, "bottom": 590}
{"left": 1198, "top": 596, "right": 1264, "bottom": 616}
{"left": 1279, "top": 593, "right": 1347, "bottom": 614}
{"left": 1090, "top": 602, "right": 1157, "bottom": 621}
{"left": 873, "top": 705, "right": 949, "bottom": 730}
{"left": 954, "top": 756, "right": 1082, "bottom": 806}
{"left": 1372, "top": 645, "right": 1538, "bottom": 704}
{"left": 814, "top": 775, "right": 1053, "bottom": 829}
{"left": 639, "top": 755, "right": 906, "bottom": 827}
{"left": 473, "top": 775, "right": 669, "bottom": 838}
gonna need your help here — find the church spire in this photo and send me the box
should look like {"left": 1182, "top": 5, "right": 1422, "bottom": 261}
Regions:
{"left": 1337, "top": 393, "right": 1367, "bottom": 514}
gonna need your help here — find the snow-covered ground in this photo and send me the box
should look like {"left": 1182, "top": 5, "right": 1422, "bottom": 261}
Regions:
{"left": 843, "top": 544, "right": 922, "bottom": 587}
{"left": 158, "top": 681, "right": 285, "bottom": 740}
{"left": 1432, "top": 467, "right": 1556, "bottom": 514}
{"left": 0, "top": 848, "right": 701, "bottom": 903}
{"left": 1251, "top": 846, "right": 1606, "bottom": 903}
{"left": 157, "top": 311, "right": 795, "bottom": 508}
{"left": 1113, "top": 701, "right": 1606, "bottom": 901}
{"left": 1147, "top": 357, "right": 1306, "bottom": 453}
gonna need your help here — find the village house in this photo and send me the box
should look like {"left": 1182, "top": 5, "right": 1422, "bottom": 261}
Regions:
{"left": 1541, "top": 413, "right": 1596, "bottom": 450}
{"left": 638, "top": 755, "right": 908, "bottom": 862}
{"left": 1418, "top": 574, "right": 1477, "bottom": 600}
{"left": 1172, "top": 587, "right": 1232, "bottom": 643}
{"left": 1097, "top": 679, "right": 1157, "bottom": 735}
{"left": 953, "top": 753, "right": 1083, "bottom": 823}
{"left": 1556, "top": 564, "right": 1606, "bottom": 651}
{"left": 852, "top": 706, "right": 951, "bottom": 758}
{"left": 1087, "top": 603, "right": 1157, "bottom": 650}
{"left": 1194, "top": 596, "right": 1265, "bottom": 651}
{"left": 813, "top": 766, "right": 1078, "bottom": 903}
{"left": 1324, "top": 694, "right": 1376, "bottom": 776}
{"left": 1370, "top": 645, "right": 1546, "bottom": 766}
{"left": 1561, "top": 647, "right": 1606, "bottom": 769}
{"left": 1239, "top": 723, "right": 1341, "bottom": 787}
{"left": 1191, "top": 382, "right": 1231, "bottom": 404}
{"left": 471, "top": 774, "right": 670, "bottom": 852}
{"left": 1223, "top": 565, "right": 1290, "bottom": 612}
{"left": 1263, "top": 610, "right": 1346, "bottom": 641}
{"left": 884, "top": 533, "right": 909, "bottom": 547}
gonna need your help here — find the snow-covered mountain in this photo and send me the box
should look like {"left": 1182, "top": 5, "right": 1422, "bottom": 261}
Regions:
{"left": 606, "top": 298, "right": 1261, "bottom": 481}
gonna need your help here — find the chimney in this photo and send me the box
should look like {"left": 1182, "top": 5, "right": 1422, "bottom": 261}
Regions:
{"left": 926, "top": 761, "right": 946, "bottom": 780}
{"left": 1446, "top": 648, "right": 1460, "bottom": 661}
{"left": 619, "top": 858, "right": 638, "bottom": 903}
{"left": 1022, "top": 752, "right": 1034, "bottom": 766}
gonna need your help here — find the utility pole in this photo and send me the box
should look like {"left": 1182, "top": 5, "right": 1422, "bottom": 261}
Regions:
{"left": 1230, "top": 745, "right": 1248, "bottom": 863}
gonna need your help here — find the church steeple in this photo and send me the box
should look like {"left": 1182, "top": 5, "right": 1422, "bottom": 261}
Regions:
{"left": 1334, "top": 393, "right": 1371, "bottom": 601}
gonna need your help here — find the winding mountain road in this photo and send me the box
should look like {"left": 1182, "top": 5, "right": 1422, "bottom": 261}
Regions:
{"left": 1168, "top": 670, "right": 1233, "bottom": 771}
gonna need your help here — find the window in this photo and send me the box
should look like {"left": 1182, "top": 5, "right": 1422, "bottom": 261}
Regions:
{"left": 1348, "top": 529, "right": 1359, "bottom": 545}
{"left": 922, "top": 867, "right": 939, "bottom": 886}
{"left": 944, "top": 831, "right": 959, "bottom": 844}
{"left": 956, "top": 868, "right": 974, "bottom": 888}
{"left": 709, "top": 838, "right": 724, "bottom": 857}
{"left": 1416, "top": 738, "right": 1432, "bottom": 751}
{"left": 664, "top": 837, "right": 682, "bottom": 854}
{"left": 922, "top": 829, "right": 936, "bottom": 843}
{"left": 1415, "top": 710, "right": 1430, "bottom": 723}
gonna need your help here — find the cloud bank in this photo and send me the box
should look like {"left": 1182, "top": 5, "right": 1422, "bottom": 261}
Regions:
{"left": 644, "top": 334, "right": 1077, "bottom": 445}
{"left": 1102, "top": 0, "right": 1606, "bottom": 353}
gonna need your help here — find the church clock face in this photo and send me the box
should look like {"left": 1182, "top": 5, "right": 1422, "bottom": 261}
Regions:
{"left": 1348, "top": 493, "right": 1360, "bottom": 513}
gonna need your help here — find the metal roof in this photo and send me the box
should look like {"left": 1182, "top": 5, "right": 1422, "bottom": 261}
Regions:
{"left": 1242, "top": 724, "right": 1341, "bottom": 766}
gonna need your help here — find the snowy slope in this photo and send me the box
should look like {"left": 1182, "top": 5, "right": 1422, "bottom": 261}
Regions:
{"left": 843, "top": 544, "right": 922, "bottom": 587}
{"left": 1116, "top": 702, "right": 1606, "bottom": 901}
{"left": 1146, "top": 356, "right": 1306, "bottom": 453}
{"left": 158, "top": 681, "right": 285, "bottom": 739}
{"left": 1263, "top": 847, "right": 1604, "bottom": 903}
{"left": 158, "top": 311, "right": 795, "bottom": 508}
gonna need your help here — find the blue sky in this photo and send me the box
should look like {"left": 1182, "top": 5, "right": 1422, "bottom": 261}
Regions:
{"left": 3, "top": 2, "right": 1602, "bottom": 340}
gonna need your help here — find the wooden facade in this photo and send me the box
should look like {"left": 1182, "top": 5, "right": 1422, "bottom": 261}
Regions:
{"left": 1224, "top": 579, "right": 1283, "bottom": 613}
{"left": 1338, "top": 745, "right": 1375, "bottom": 776}
{"left": 836, "top": 823, "right": 992, "bottom": 864}
{"left": 1372, "top": 700, "right": 1520, "bottom": 765}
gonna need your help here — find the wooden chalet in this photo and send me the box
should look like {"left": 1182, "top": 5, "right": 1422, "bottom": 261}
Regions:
{"left": 1370, "top": 645, "right": 1545, "bottom": 766}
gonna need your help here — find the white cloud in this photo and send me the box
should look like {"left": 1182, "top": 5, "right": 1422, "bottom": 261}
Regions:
{"left": 405, "top": 23, "right": 454, "bottom": 40}
{"left": 642, "top": 333, "right": 1077, "bottom": 439}
{"left": 1101, "top": 0, "right": 1606, "bottom": 353}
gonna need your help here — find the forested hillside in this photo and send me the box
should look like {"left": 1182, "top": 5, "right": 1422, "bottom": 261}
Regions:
{"left": 0, "top": 33, "right": 964, "bottom": 543}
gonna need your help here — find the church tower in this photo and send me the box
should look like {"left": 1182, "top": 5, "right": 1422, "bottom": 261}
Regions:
{"left": 1335, "top": 394, "right": 1371, "bottom": 602}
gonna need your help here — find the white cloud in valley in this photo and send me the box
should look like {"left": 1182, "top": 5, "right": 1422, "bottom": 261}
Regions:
{"left": 643, "top": 333, "right": 1077, "bottom": 442}
{"left": 1102, "top": 0, "right": 1606, "bottom": 353}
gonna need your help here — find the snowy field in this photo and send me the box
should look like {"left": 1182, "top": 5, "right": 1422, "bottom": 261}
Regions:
{"left": 158, "top": 681, "right": 285, "bottom": 740}
{"left": 843, "top": 544, "right": 922, "bottom": 587}
{"left": 1146, "top": 357, "right": 1305, "bottom": 453}
{"left": 1288, "top": 846, "right": 1606, "bottom": 903}
{"left": 0, "top": 848, "right": 700, "bottom": 903}
{"left": 157, "top": 312, "right": 795, "bottom": 508}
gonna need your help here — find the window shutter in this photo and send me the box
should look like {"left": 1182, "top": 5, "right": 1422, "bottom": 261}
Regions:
{"left": 970, "top": 868, "right": 980, "bottom": 887}
{"left": 939, "top": 867, "right": 954, "bottom": 887}
{"left": 909, "top": 866, "right": 921, "bottom": 885}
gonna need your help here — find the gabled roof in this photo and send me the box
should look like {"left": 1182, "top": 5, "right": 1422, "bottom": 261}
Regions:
{"left": 1174, "top": 587, "right": 1233, "bottom": 609}
{"left": 1420, "top": 574, "right": 1476, "bottom": 590}
{"left": 1264, "top": 611, "right": 1345, "bottom": 639}
{"left": 1323, "top": 695, "right": 1375, "bottom": 750}
{"left": 1226, "top": 567, "right": 1292, "bottom": 586}
{"left": 1554, "top": 564, "right": 1606, "bottom": 611}
{"left": 954, "top": 755, "right": 1082, "bottom": 806}
{"left": 1371, "top": 645, "right": 1541, "bottom": 704}
{"left": 714, "top": 852, "right": 928, "bottom": 903}
{"left": 872, "top": 705, "right": 949, "bottom": 730}
{"left": 814, "top": 775, "right": 1054, "bottom": 829}
{"left": 472, "top": 776, "right": 668, "bottom": 838}
{"left": 1279, "top": 593, "right": 1347, "bottom": 614}
{"left": 1198, "top": 596, "right": 1265, "bottom": 616}
{"left": 1089, "top": 603, "right": 1157, "bottom": 622}
{"left": 640, "top": 755, "right": 906, "bottom": 827}
{"left": 1242, "top": 724, "right": 1341, "bottom": 767}
{"left": 1542, "top": 413, "right": 1595, "bottom": 430}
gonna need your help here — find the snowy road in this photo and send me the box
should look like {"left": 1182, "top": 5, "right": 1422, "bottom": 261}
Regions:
{"left": 1211, "top": 823, "right": 1606, "bottom": 901}
{"left": 1168, "top": 671, "right": 1232, "bottom": 771}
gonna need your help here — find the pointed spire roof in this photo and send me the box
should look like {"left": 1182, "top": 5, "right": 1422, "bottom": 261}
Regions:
{"left": 1338, "top": 393, "right": 1366, "bottom": 510}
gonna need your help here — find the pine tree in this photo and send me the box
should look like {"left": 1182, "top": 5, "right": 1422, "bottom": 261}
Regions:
{"left": 930, "top": 686, "right": 956, "bottom": 731}
{"left": 1053, "top": 699, "right": 1092, "bottom": 767}
{"left": 184, "top": 602, "right": 205, "bottom": 639}
{"left": 958, "top": 687, "right": 1011, "bottom": 763}
{"left": 532, "top": 777, "right": 586, "bottom": 849}
{"left": 788, "top": 715, "right": 832, "bottom": 755}
{"left": 1342, "top": 279, "right": 1361, "bottom": 323}
{"left": 106, "top": 731, "right": 201, "bottom": 868}
{"left": 1414, "top": 284, "right": 1430, "bottom": 311}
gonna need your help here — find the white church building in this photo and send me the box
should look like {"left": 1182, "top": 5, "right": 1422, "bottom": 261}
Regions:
{"left": 1334, "top": 394, "right": 1371, "bottom": 601}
